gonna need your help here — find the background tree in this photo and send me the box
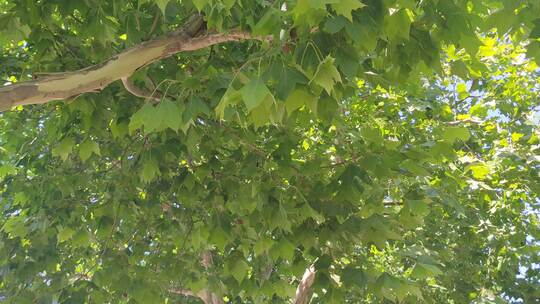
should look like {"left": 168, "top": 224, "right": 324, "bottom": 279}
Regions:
{"left": 0, "top": 0, "right": 539, "bottom": 303}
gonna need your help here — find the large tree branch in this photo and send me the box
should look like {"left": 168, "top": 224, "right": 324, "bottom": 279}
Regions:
{"left": 293, "top": 265, "right": 316, "bottom": 304}
{"left": 0, "top": 17, "right": 261, "bottom": 112}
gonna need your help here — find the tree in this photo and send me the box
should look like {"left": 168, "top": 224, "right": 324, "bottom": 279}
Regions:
{"left": 0, "top": 0, "right": 539, "bottom": 303}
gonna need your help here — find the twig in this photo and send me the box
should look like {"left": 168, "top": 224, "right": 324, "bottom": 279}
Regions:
{"left": 121, "top": 76, "right": 163, "bottom": 102}
{"left": 148, "top": 12, "right": 161, "bottom": 37}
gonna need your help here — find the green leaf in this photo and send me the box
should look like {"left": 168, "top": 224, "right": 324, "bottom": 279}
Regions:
{"left": 216, "top": 87, "right": 242, "bottom": 119}
{"left": 397, "top": 0, "right": 416, "bottom": 9}
{"left": 292, "top": 0, "right": 331, "bottom": 27}
{"left": 190, "top": 225, "right": 210, "bottom": 250}
{"left": 272, "top": 280, "right": 297, "bottom": 298}
{"left": 210, "top": 226, "right": 230, "bottom": 251}
{"left": 191, "top": 0, "right": 208, "bottom": 11}
{"left": 57, "top": 226, "right": 76, "bottom": 243}
{"left": 253, "top": 8, "right": 281, "bottom": 36}
{"left": 285, "top": 88, "right": 316, "bottom": 115}
{"left": 442, "top": 126, "right": 470, "bottom": 143}
{"left": 411, "top": 262, "right": 443, "bottom": 279}
{"left": 460, "top": 33, "right": 482, "bottom": 56}
{"left": 2, "top": 216, "right": 28, "bottom": 239}
{"left": 13, "top": 192, "right": 28, "bottom": 206}
{"left": 249, "top": 94, "right": 275, "bottom": 128}
{"left": 457, "top": 82, "right": 468, "bottom": 100}
{"left": 274, "top": 239, "right": 296, "bottom": 262}
{"left": 110, "top": 120, "right": 129, "bottom": 138}
{"left": 140, "top": 158, "right": 160, "bottom": 183}
{"left": 466, "top": 163, "right": 490, "bottom": 180}
{"left": 130, "top": 280, "right": 158, "bottom": 303}
{"left": 530, "top": 18, "right": 540, "bottom": 39}
{"left": 254, "top": 237, "right": 275, "bottom": 256}
{"left": 406, "top": 199, "right": 430, "bottom": 216}
{"left": 0, "top": 164, "right": 17, "bottom": 180}
{"left": 241, "top": 77, "right": 273, "bottom": 112}
{"left": 52, "top": 137, "right": 76, "bottom": 161}
{"left": 154, "top": 0, "right": 169, "bottom": 14}
{"left": 223, "top": 0, "right": 235, "bottom": 9}
{"left": 183, "top": 97, "right": 210, "bottom": 122}
{"left": 331, "top": 0, "right": 365, "bottom": 21}
{"left": 71, "top": 230, "right": 92, "bottom": 247}
{"left": 79, "top": 140, "right": 100, "bottom": 161}
{"left": 383, "top": 9, "right": 412, "bottom": 41}
{"left": 268, "top": 207, "right": 292, "bottom": 232}
{"left": 0, "top": 16, "right": 31, "bottom": 43}
{"left": 395, "top": 282, "right": 423, "bottom": 302}
{"left": 451, "top": 60, "right": 469, "bottom": 79}
{"left": 229, "top": 258, "right": 249, "bottom": 283}
{"left": 324, "top": 16, "right": 349, "bottom": 34}
{"left": 157, "top": 99, "right": 182, "bottom": 132}
{"left": 311, "top": 56, "right": 342, "bottom": 94}
{"left": 527, "top": 40, "right": 540, "bottom": 65}
{"left": 129, "top": 103, "right": 158, "bottom": 134}
{"left": 342, "top": 266, "right": 366, "bottom": 288}
{"left": 401, "top": 159, "right": 430, "bottom": 176}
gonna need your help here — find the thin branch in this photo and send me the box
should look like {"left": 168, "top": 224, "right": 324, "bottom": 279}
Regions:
{"left": 148, "top": 11, "right": 161, "bottom": 37}
{"left": 169, "top": 288, "right": 197, "bottom": 297}
{"left": 204, "top": 119, "right": 269, "bottom": 158}
{"left": 383, "top": 201, "right": 404, "bottom": 206}
{"left": 121, "top": 76, "right": 162, "bottom": 102}
{"left": 446, "top": 118, "right": 483, "bottom": 126}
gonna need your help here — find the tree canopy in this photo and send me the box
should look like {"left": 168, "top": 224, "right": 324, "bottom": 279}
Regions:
{"left": 0, "top": 0, "right": 539, "bottom": 303}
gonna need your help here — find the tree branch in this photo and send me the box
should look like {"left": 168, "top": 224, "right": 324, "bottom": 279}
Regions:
{"left": 0, "top": 16, "right": 265, "bottom": 112}
{"left": 293, "top": 265, "right": 316, "bottom": 304}
{"left": 446, "top": 118, "right": 483, "bottom": 125}
{"left": 121, "top": 77, "right": 162, "bottom": 102}
{"left": 169, "top": 288, "right": 198, "bottom": 297}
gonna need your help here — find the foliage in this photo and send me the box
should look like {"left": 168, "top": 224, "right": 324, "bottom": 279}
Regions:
{"left": 0, "top": 0, "right": 539, "bottom": 303}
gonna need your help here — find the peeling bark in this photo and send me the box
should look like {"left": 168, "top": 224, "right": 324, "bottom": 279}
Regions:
{"left": 293, "top": 265, "right": 316, "bottom": 304}
{"left": 0, "top": 16, "right": 262, "bottom": 112}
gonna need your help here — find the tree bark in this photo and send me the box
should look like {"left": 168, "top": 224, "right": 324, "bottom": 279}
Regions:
{"left": 0, "top": 16, "right": 260, "bottom": 112}
{"left": 292, "top": 265, "right": 316, "bottom": 304}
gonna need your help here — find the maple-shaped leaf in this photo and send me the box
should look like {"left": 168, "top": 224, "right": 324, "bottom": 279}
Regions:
{"left": 79, "top": 139, "right": 100, "bottom": 161}
{"left": 156, "top": 99, "right": 182, "bottom": 132}
{"left": 241, "top": 77, "right": 273, "bottom": 112}
{"left": 140, "top": 158, "right": 160, "bottom": 183}
{"left": 52, "top": 137, "right": 75, "bottom": 161}
{"left": 310, "top": 56, "right": 342, "bottom": 94}
{"left": 332, "top": 0, "right": 366, "bottom": 21}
